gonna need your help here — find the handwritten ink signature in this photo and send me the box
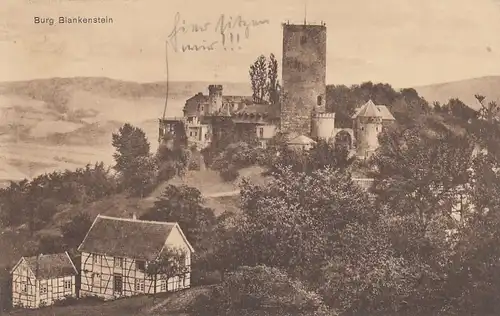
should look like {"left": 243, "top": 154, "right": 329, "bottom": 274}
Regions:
{"left": 214, "top": 14, "right": 269, "bottom": 38}
{"left": 167, "top": 12, "right": 270, "bottom": 53}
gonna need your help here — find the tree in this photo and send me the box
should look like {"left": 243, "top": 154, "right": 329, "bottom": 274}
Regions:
{"left": 145, "top": 247, "right": 188, "bottom": 303}
{"left": 267, "top": 53, "right": 281, "bottom": 105}
{"left": 191, "top": 265, "right": 331, "bottom": 316}
{"left": 369, "top": 127, "right": 476, "bottom": 313}
{"left": 249, "top": 55, "right": 268, "bottom": 103}
{"left": 61, "top": 212, "right": 93, "bottom": 250}
{"left": 235, "top": 166, "right": 373, "bottom": 283}
{"left": 140, "top": 185, "right": 216, "bottom": 250}
{"left": 444, "top": 98, "right": 478, "bottom": 121}
{"left": 128, "top": 155, "right": 159, "bottom": 197}
{"left": 112, "top": 123, "right": 153, "bottom": 191}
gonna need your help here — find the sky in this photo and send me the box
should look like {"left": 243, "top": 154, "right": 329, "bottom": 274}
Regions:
{"left": 1, "top": 0, "right": 500, "bottom": 87}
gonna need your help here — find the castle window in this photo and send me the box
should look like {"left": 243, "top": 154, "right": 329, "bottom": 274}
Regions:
{"left": 300, "top": 35, "right": 307, "bottom": 45}
{"left": 317, "top": 96, "right": 322, "bottom": 106}
{"left": 190, "top": 132, "right": 193, "bottom": 137}
{"left": 259, "top": 127, "right": 264, "bottom": 138}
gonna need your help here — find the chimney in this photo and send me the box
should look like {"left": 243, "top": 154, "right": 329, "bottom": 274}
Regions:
{"left": 132, "top": 213, "right": 137, "bottom": 220}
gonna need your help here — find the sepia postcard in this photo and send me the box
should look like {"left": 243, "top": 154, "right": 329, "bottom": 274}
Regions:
{"left": 1, "top": 0, "right": 500, "bottom": 315}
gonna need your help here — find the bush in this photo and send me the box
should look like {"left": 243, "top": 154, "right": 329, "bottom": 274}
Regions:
{"left": 157, "top": 161, "right": 178, "bottom": 182}
{"left": 191, "top": 266, "right": 330, "bottom": 316}
{"left": 191, "top": 269, "right": 222, "bottom": 286}
{"left": 53, "top": 296, "right": 79, "bottom": 307}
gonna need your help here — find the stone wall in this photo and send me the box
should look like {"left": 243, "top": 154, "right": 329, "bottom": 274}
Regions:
{"left": 280, "top": 24, "right": 327, "bottom": 135}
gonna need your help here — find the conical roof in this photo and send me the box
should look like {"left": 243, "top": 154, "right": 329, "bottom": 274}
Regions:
{"left": 356, "top": 100, "right": 383, "bottom": 118}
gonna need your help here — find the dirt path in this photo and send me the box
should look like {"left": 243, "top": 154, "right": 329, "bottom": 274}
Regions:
{"left": 146, "top": 286, "right": 213, "bottom": 314}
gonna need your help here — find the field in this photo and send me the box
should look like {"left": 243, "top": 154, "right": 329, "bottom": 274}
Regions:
{"left": 7, "top": 285, "right": 213, "bottom": 316}
{"left": 0, "top": 77, "right": 251, "bottom": 183}
{"left": 1, "top": 75, "right": 499, "bottom": 185}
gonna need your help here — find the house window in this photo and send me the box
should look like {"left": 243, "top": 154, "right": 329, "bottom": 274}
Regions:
{"left": 259, "top": 127, "right": 264, "bottom": 138}
{"left": 64, "top": 280, "right": 72, "bottom": 290}
{"left": 40, "top": 283, "right": 48, "bottom": 294}
{"left": 22, "top": 283, "right": 28, "bottom": 293}
{"left": 160, "top": 279, "right": 167, "bottom": 291}
{"left": 136, "top": 260, "right": 145, "bottom": 271}
{"left": 92, "top": 273, "right": 101, "bottom": 287}
{"left": 300, "top": 35, "right": 307, "bottom": 45}
{"left": 115, "top": 257, "right": 123, "bottom": 268}
{"left": 135, "top": 279, "right": 145, "bottom": 292}
{"left": 93, "top": 254, "right": 100, "bottom": 264}
{"left": 317, "top": 95, "right": 322, "bottom": 106}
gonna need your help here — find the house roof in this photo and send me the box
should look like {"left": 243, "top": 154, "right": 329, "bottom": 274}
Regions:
{"left": 77, "top": 215, "right": 194, "bottom": 261}
{"left": 375, "top": 105, "right": 395, "bottom": 120}
{"left": 287, "top": 135, "right": 317, "bottom": 145}
{"left": 12, "top": 252, "right": 78, "bottom": 279}
{"left": 352, "top": 100, "right": 395, "bottom": 120}
{"left": 354, "top": 100, "right": 383, "bottom": 118}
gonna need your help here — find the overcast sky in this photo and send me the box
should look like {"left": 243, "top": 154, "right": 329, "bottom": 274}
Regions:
{"left": 2, "top": 0, "right": 500, "bottom": 87}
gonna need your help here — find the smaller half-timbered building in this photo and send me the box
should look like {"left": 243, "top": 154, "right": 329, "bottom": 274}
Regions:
{"left": 10, "top": 252, "right": 78, "bottom": 309}
{"left": 77, "top": 215, "right": 194, "bottom": 300}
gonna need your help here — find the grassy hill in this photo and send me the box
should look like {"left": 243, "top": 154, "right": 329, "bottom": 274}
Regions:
{"left": 0, "top": 77, "right": 251, "bottom": 182}
{"left": 414, "top": 76, "right": 500, "bottom": 110}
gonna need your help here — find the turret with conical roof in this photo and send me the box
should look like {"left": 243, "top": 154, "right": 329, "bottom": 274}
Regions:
{"left": 353, "top": 99, "right": 384, "bottom": 159}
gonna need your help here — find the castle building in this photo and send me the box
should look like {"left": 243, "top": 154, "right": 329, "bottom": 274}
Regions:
{"left": 281, "top": 23, "right": 327, "bottom": 135}
{"left": 159, "top": 21, "right": 395, "bottom": 158}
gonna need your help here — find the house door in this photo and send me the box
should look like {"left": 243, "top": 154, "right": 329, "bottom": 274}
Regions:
{"left": 114, "top": 274, "right": 123, "bottom": 294}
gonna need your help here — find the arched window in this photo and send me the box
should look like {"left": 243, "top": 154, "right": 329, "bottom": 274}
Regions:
{"left": 317, "top": 95, "right": 323, "bottom": 106}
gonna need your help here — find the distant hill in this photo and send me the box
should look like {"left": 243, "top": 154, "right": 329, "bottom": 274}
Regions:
{"left": 0, "top": 77, "right": 250, "bottom": 181}
{"left": 2, "top": 75, "right": 500, "bottom": 182}
{"left": 414, "top": 76, "right": 500, "bottom": 110}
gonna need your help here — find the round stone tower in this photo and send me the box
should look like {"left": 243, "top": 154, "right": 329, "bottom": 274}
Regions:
{"left": 354, "top": 100, "right": 383, "bottom": 158}
{"left": 311, "top": 112, "right": 335, "bottom": 141}
{"left": 207, "top": 84, "right": 223, "bottom": 115}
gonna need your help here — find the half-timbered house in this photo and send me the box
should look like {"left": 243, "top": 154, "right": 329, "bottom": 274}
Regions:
{"left": 10, "top": 252, "right": 78, "bottom": 308}
{"left": 77, "top": 214, "right": 194, "bottom": 300}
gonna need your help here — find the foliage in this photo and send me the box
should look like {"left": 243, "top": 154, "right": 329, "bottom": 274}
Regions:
{"left": 211, "top": 141, "right": 265, "bottom": 181}
{"left": 437, "top": 98, "right": 479, "bottom": 121}
{"left": 249, "top": 55, "right": 268, "bottom": 104}
{"left": 326, "top": 82, "right": 429, "bottom": 127}
{"left": 140, "top": 185, "right": 216, "bottom": 250}
{"left": 263, "top": 138, "right": 355, "bottom": 175}
{"left": 267, "top": 53, "right": 281, "bottom": 105}
{"left": 249, "top": 54, "right": 281, "bottom": 104}
{"left": 61, "top": 212, "right": 93, "bottom": 250}
{"left": 146, "top": 246, "right": 189, "bottom": 279}
{"left": 224, "top": 166, "right": 372, "bottom": 285}
{"left": 156, "top": 142, "right": 191, "bottom": 179}
{"left": 191, "top": 265, "right": 332, "bottom": 316}
{"left": 0, "top": 163, "right": 116, "bottom": 231}
{"left": 112, "top": 123, "right": 156, "bottom": 195}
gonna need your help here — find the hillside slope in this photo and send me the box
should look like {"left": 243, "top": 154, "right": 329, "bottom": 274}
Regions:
{"left": 0, "top": 77, "right": 250, "bottom": 182}
{"left": 414, "top": 76, "right": 500, "bottom": 110}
